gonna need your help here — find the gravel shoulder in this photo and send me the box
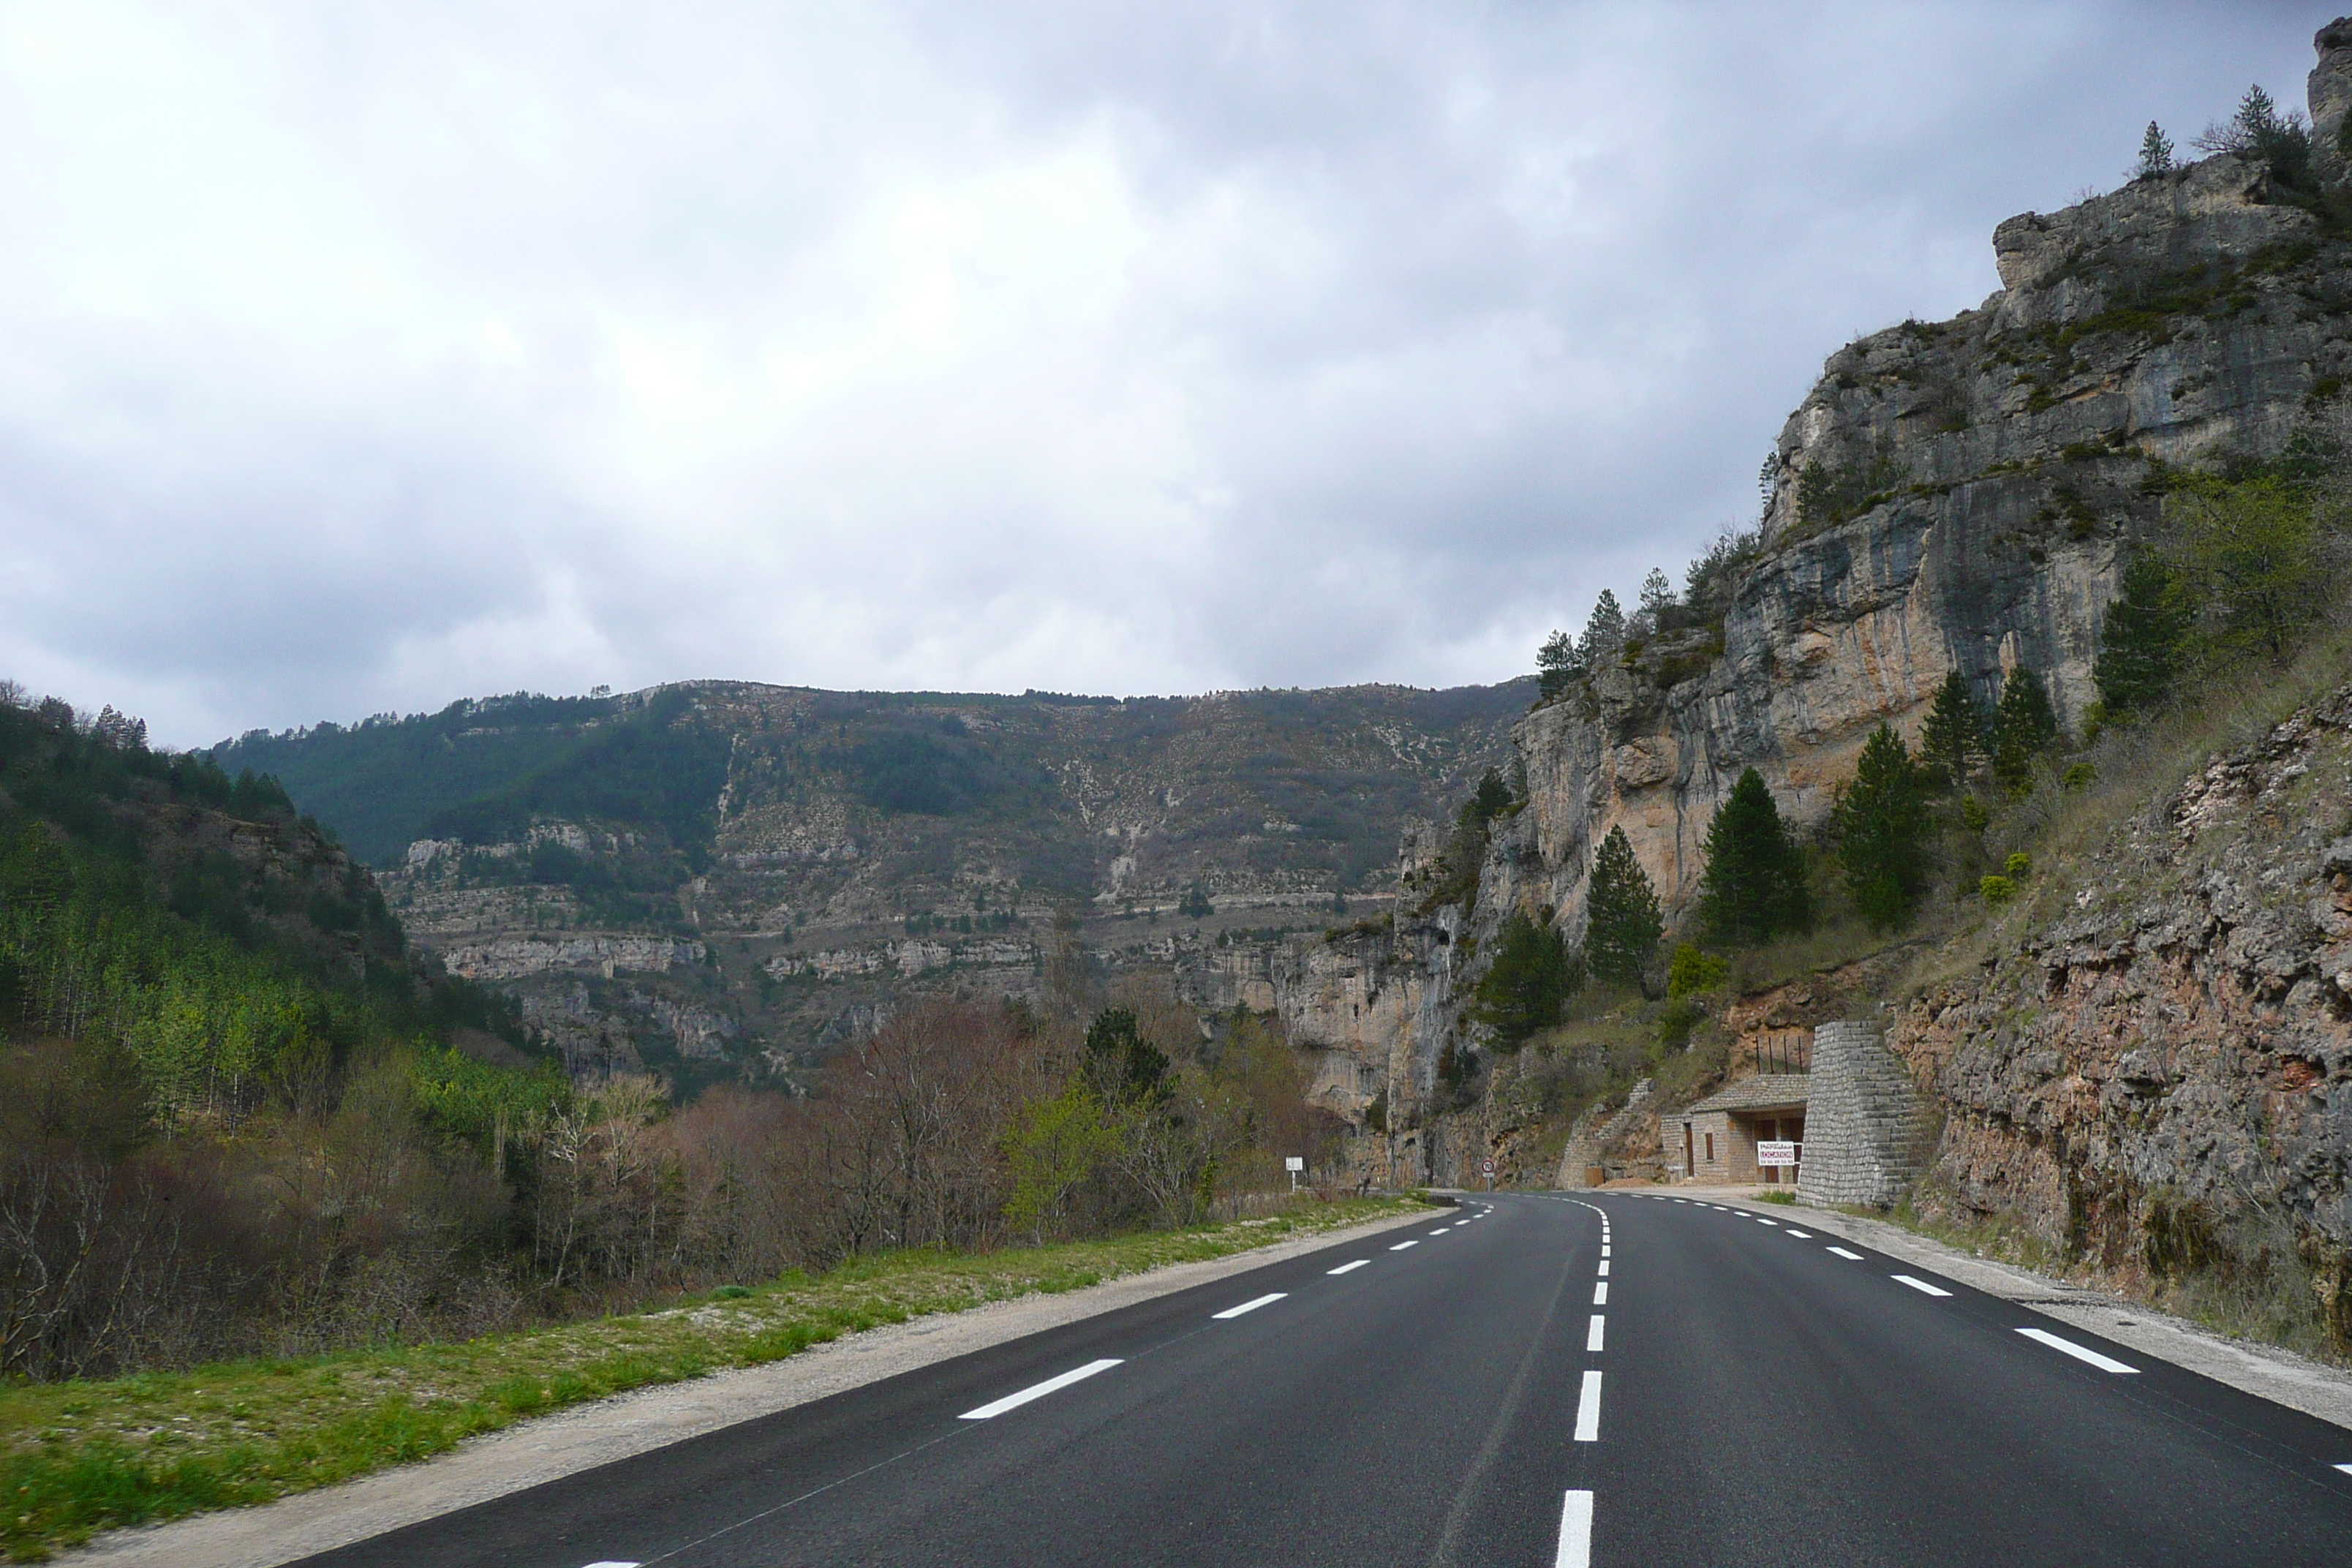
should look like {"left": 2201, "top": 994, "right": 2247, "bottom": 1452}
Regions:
{"left": 1630, "top": 1185, "right": 2352, "bottom": 1432}
{"left": 57, "top": 1204, "right": 1433, "bottom": 1568}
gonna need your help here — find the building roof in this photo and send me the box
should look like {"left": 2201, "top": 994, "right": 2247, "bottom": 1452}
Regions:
{"left": 1681, "top": 1073, "right": 1809, "bottom": 1115}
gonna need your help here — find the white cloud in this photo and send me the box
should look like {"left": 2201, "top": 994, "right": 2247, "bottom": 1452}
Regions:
{"left": 0, "top": 0, "right": 2333, "bottom": 742}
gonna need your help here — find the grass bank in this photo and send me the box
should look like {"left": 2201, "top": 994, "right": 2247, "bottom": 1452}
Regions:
{"left": 1, "top": 1194, "right": 1425, "bottom": 1561}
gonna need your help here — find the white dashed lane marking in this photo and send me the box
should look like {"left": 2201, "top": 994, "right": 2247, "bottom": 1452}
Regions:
{"left": 1828, "top": 1248, "right": 1864, "bottom": 1261}
{"left": 2017, "top": 1327, "right": 2139, "bottom": 1373}
{"left": 960, "top": 1359, "right": 1124, "bottom": 1420}
{"left": 1327, "top": 1259, "right": 1368, "bottom": 1275}
{"left": 1586, "top": 1314, "right": 1605, "bottom": 1352}
{"left": 1211, "top": 1293, "right": 1287, "bottom": 1320}
{"left": 1555, "top": 1490, "right": 1594, "bottom": 1568}
{"left": 1784, "top": 1229, "right": 1812, "bottom": 1238}
{"left": 1390, "top": 1240, "right": 1419, "bottom": 1251}
{"left": 1592, "top": 1281, "right": 1608, "bottom": 1305}
{"left": 1891, "top": 1275, "right": 1953, "bottom": 1298}
{"left": 1572, "top": 1371, "right": 1603, "bottom": 1441}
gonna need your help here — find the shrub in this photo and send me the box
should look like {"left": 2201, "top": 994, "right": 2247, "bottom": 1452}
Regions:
{"left": 1980, "top": 875, "right": 2016, "bottom": 905}
{"left": 2005, "top": 853, "right": 2033, "bottom": 879}
{"left": 1665, "top": 943, "right": 1730, "bottom": 998}
{"left": 2062, "top": 762, "right": 2098, "bottom": 792}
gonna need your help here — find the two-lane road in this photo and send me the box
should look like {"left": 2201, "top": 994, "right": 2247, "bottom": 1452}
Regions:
{"left": 294, "top": 1193, "right": 2352, "bottom": 1567}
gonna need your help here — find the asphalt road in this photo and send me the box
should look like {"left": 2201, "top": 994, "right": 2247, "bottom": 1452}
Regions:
{"left": 291, "top": 1192, "right": 2352, "bottom": 1567}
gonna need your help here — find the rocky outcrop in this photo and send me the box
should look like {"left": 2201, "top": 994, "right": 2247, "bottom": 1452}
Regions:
{"left": 441, "top": 932, "right": 705, "bottom": 981}
{"left": 1303, "top": 21, "right": 2352, "bottom": 1191}
{"left": 1893, "top": 686, "right": 2352, "bottom": 1332}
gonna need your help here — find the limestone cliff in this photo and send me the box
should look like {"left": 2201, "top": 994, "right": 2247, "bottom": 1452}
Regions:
{"left": 1284, "top": 20, "right": 2352, "bottom": 1187}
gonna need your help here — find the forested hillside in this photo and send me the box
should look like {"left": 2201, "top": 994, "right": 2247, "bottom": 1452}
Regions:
{"left": 0, "top": 687, "right": 1346, "bottom": 1383}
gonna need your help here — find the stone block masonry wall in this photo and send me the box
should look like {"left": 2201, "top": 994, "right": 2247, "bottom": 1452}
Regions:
{"left": 1556, "top": 1079, "right": 1652, "bottom": 1187}
{"left": 1797, "top": 1024, "right": 1931, "bottom": 1210}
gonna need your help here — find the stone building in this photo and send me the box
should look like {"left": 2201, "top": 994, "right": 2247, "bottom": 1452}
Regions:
{"left": 1664, "top": 1074, "right": 1809, "bottom": 1186}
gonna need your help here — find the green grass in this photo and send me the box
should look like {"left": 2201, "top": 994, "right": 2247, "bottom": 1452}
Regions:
{"left": 0, "top": 1196, "right": 1423, "bottom": 1561}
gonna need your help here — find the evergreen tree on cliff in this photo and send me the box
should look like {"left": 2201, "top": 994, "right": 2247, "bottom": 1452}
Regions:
{"left": 2133, "top": 121, "right": 2175, "bottom": 180}
{"left": 1470, "top": 910, "right": 1580, "bottom": 1050}
{"left": 2095, "top": 552, "right": 2189, "bottom": 721}
{"left": 1920, "top": 671, "right": 1989, "bottom": 788}
{"left": 1536, "top": 629, "right": 1577, "bottom": 697}
{"left": 1991, "top": 668, "right": 2059, "bottom": 794}
{"left": 1582, "top": 826, "right": 1662, "bottom": 987}
{"left": 1575, "top": 589, "right": 1626, "bottom": 673}
{"left": 1833, "top": 725, "right": 1931, "bottom": 932}
{"left": 1695, "top": 769, "right": 1811, "bottom": 945}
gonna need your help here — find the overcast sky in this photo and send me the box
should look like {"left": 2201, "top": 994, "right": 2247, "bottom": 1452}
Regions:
{"left": 0, "top": 1, "right": 2332, "bottom": 746}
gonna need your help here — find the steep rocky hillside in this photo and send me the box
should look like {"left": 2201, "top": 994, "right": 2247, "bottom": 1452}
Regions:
{"left": 214, "top": 680, "right": 1527, "bottom": 1081}
{"left": 1259, "top": 21, "right": 2352, "bottom": 1196}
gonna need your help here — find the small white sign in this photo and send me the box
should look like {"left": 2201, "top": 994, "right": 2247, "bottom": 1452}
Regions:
{"left": 1284, "top": 1156, "right": 1305, "bottom": 1172}
{"left": 1480, "top": 1158, "right": 1496, "bottom": 1175}
{"left": 1757, "top": 1140, "right": 1799, "bottom": 1167}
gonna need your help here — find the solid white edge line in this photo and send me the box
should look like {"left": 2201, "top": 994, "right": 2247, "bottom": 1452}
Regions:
{"left": 960, "top": 1358, "right": 1125, "bottom": 1420}
{"left": 1211, "top": 1292, "right": 1289, "bottom": 1320}
{"left": 1556, "top": 1489, "right": 1594, "bottom": 1568}
{"left": 1891, "top": 1275, "right": 1953, "bottom": 1298}
{"left": 1327, "top": 1259, "right": 1369, "bottom": 1275}
{"left": 1586, "top": 1314, "right": 1605, "bottom": 1352}
{"left": 1593, "top": 1281, "right": 1608, "bottom": 1305}
{"left": 2017, "top": 1327, "right": 2140, "bottom": 1373}
{"left": 1390, "top": 1240, "right": 1419, "bottom": 1251}
{"left": 1573, "top": 1369, "right": 1603, "bottom": 1441}
{"left": 1828, "top": 1247, "right": 1864, "bottom": 1260}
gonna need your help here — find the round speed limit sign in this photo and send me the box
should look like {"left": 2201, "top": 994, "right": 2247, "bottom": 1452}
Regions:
{"left": 1480, "top": 1159, "right": 1496, "bottom": 1176}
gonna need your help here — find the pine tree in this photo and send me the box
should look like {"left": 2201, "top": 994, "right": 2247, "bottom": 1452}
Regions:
{"left": 1470, "top": 910, "right": 1581, "bottom": 1050}
{"left": 1695, "top": 768, "right": 1811, "bottom": 945}
{"left": 2134, "top": 121, "right": 2175, "bottom": 180}
{"left": 1637, "top": 567, "right": 1676, "bottom": 628}
{"left": 1833, "top": 725, "right": 1931, "bottom": 932}
{"left": 1919, "top": 671, "right": 1989, "bottom": 788}
{"left": 2095, "top": 552, "right": 2188, "bottom": 720}
{"left": 1582, "top": 826, "right": 1662, "bottom": 987}
{"left": 1575, "top": 589, "right": 1626, "bottom": 672}
{"left": 1537, "top": 629, "right": 1577, "bottom": 697}
{"left": 1991, "top": 668, "right": 2059, "bottom": 794}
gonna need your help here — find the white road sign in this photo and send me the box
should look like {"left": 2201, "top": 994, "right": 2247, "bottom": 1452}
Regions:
{"left": 1284, "top": 1156, "right": 1305, "bottom": 1172}
{"left": 1480, "top": 1158, "right": 1496, "bottom": 1175}
{"left": 1757, "top": 1140, "right": 1800, "bottom": 1167}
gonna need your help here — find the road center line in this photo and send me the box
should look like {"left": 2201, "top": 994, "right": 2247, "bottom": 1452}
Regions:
{"left": 1586, "top": 1314, "right": 1605, "bottom": 1352}
{"left": 1597, "top": 1260, "right": 1610, "bottom": 1276}
{"left": 1573, "top": 1370, "right": 1603, "bottom": 1441}
{"left": 1390, "top": 1240, "right": 1419, "bottom": 1251}
{"left": 1891, "top": 1275, "right": 1953, "bottom": 1297}
{"left": 2017, "top": 1327, "right": 2140, "bottom": 1373}
{"left": 1555, "top": 1489, "right": 1594, "bottom": 1568}
{"left": 1212, "top": 1292, "right": 1289, "bottom": 1319}
{"left": 1601, "top": 1244, "right": 1611, "bottom": 1257}
{"left": 1828, "top": 1247, "right": 1864, "bottom": 1260}
{"left": 580, "top": 1561, "right": 641, "bottom": 1567}
{"left": 1592, "top": 1281, "right": 1608, "bottom": 1305}
{"left": 1327, "top": 1259, "right": 1369, "bottom": 1275}
{"left": 960, "top": 1358, "right": 1125, "bottom": 1420}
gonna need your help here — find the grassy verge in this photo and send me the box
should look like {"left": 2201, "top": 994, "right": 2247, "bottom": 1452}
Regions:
{"left": 0, "top": 1196, "right": 1425, "bottom": 1561}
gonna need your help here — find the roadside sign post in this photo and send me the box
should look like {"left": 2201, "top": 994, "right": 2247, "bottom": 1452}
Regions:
{"left": 1480, "top": 1157, "right": 1496, "bottom": 1191}
{"left": 1757, "top": 1140, "right": 1800, "bottom": 1188}
{"left": 1286, "top": 1154, "right": 1304, "bottom": 1192}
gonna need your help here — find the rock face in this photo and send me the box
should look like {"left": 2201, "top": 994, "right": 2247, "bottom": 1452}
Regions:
{"left": 1895, "top": 685, "right": 2352, "bottom": 1335}
{"left": 1288, "top": 22, "right": 2352, "bottom": 1188}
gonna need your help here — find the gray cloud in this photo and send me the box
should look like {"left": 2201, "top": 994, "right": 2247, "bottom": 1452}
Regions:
{"left": 0, "top": 0, "right": 2333, "bottom": 744}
